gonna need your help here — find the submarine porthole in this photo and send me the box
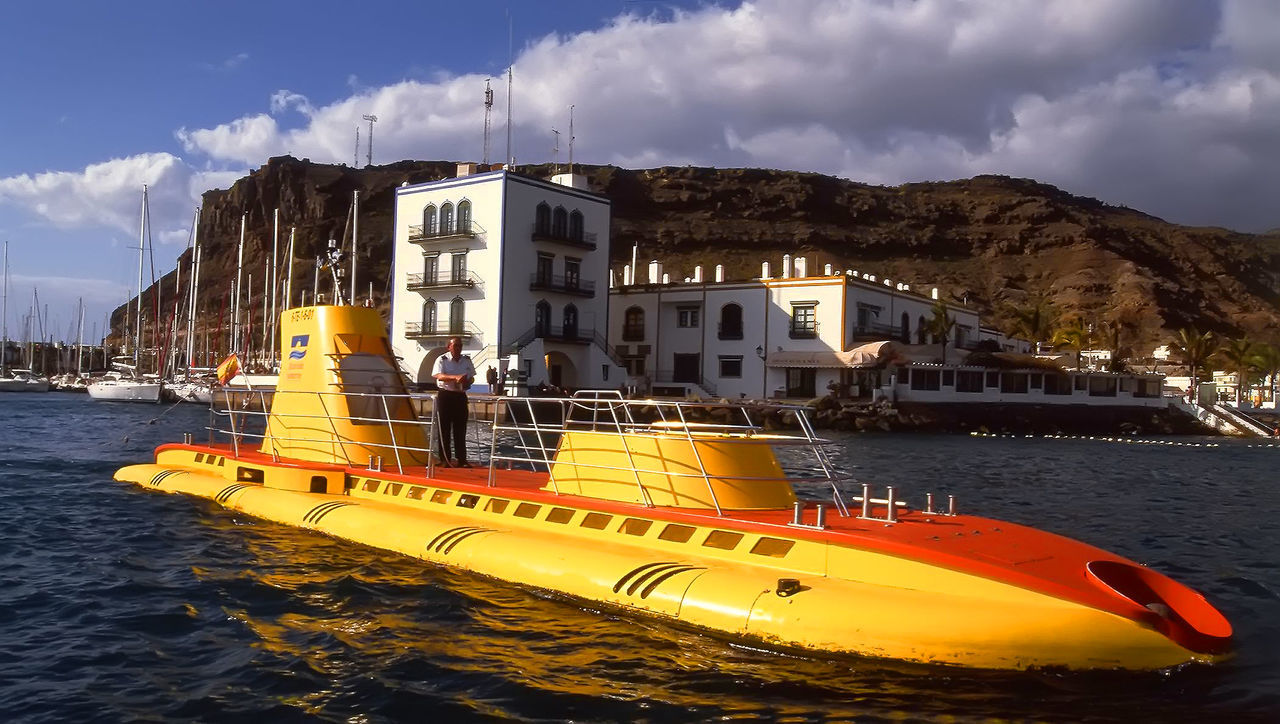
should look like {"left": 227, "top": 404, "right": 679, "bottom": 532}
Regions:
{"left": 619, "top": 519, "right": 653, "bottom": 536}
{"left": 457, "top": 494, "right": 479, "bottom": 509}
{"left": 431, "top": 490, "right": 452, "bottom": 504}
{"left": 658, "top": 524, "right": 695, "bottom": 543}
{"left": 547, "top": 507, "right": 575, "bottom": 524}
{"left": 514, "top": 503, "right": 541, "bottom": 519}
{"left": 194, "top": 453, "right": 205, "bottom": 463}
{"left": 750, "top": 537, "right": 795, "bottom": 558}
{"left": 485, "top": 499, "right": 509, "bottom": 514}
{"left": 236, "top": 467, "right": 264, "bottom": 483}
{"left": 407, "top": 486, "right": 427, "bottom": 500}
{"left": 309, "top": 476, "right": 327, "bottom": 493}
{"left": 362, "top": 480, "right": 381, "bottom": 492}
{"left": 581, "top": 513, "right": 612, "bottom": 530}
{"left": 704, "top": 530, "right": 744, "bottom": 550}
{"left": 385, "top": 483, "right": 403, "bottom": 496}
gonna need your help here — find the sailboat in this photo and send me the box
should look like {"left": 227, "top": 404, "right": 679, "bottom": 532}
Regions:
{"left": 0, "top": 242, "right": 50, "bottom": 393}
{"left": 88, "top": 186, "right": 162, "bottom": 403}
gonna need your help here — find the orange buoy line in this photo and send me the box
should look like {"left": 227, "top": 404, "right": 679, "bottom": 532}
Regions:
{"left": 114, "top": 305, "right": 1231, "bottom": 670}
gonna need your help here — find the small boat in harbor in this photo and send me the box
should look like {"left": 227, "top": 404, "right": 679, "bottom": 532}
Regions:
{"left": 88, "top": 361, "right": 162, "bottom": 402}
{"left": 113, "top": 304, "right": 1232, "bottom": 671}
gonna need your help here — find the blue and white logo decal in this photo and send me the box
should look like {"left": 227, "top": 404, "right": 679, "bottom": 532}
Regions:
{"left": 289, "top": 334, "right": 310, "bottom": 360}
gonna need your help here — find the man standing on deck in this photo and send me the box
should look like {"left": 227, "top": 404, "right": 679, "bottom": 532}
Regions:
{"left": 432, "top": 337, "right": 476, "bottom": 467}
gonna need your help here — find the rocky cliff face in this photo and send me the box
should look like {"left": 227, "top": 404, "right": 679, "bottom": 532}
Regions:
{"left": 116, "top": 156, "right": 1280, "bottom": 352}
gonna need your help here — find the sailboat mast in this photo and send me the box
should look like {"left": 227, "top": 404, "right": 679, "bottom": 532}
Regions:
{"left": 1, "top": 242, "right": 8, "bottom": 377}
{"left": 285, "top": 227, "right": 295, "bottom": 311}
{"left": 77, "top": 297, "right": 84, "bottom": 374}
{"left": 351, "top": 190, "right": 359, "bottom": 306}
{"left": 270, "top": 209, "right": 278, "bottom": 362}
{"left": 134, "top": 185, "right": 147, "bottom": 370}
{"left": 186, "top": 208, "right": 201, "bottom": 374}
{"left": 233, "top": 213, "right": 246, "bottom": 354}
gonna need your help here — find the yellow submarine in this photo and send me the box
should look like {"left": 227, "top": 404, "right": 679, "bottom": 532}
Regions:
{"left": 114, "top": 305, "right": 1232, "bottom": 671}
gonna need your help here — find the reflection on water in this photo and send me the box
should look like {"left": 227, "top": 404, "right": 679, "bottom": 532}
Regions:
{"left": 0, "top": 396, "right": 1277, "bottom": 721}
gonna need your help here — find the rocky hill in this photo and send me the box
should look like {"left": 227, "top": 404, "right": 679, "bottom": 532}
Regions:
{"left": 116, "top": 156, "right": 1280, "bottom": 354}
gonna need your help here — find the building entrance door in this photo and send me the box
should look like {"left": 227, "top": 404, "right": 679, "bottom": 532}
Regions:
{"left": 673, "top": 353, "right": 700, "bottom": 383}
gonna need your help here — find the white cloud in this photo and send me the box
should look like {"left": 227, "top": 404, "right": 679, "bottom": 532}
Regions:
{"left": 11, "top": 0, "right": 1280, "bottom": 232}
{"left": 0, "top": 153, "right": 247, "bottom": 246}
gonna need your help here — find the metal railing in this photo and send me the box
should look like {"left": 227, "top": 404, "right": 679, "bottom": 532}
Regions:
{"left": 531, "top": 224, "right": 598, "bottom": 249}
{"left": 528, "top": 273, "right": 596, "bottom": 296}
{"left": 203, "top": 389, "right": 852, "bottom": 518}
{"left": 789, "top": 322, "right": 820, "bottom": 339}
{"left": 405, "top": 320, "right": 483, "bottom": 342}
{"left": 407, "top": 220, "right": 484, "bottom": 242}
{"left": 407, "top": 270, "right": 484, "bottom": 289}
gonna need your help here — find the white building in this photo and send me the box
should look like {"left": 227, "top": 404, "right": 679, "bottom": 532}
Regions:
{"left": 608, "top": 256, "right": 993, "bottom": 399}
{"left": 389, "top": 165, "right": 624, "bottom": 392}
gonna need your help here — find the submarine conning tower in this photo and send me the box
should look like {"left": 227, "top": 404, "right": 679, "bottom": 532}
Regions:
{"left": 259, "top": 305, "right": 430, "bottom": 466}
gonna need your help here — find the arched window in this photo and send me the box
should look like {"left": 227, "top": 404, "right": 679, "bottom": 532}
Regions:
{"left": 917, "top": 315, "right": 927, "bottom": 345}
{"left": 552, "top": 206, "right": 568, "bottom": 238}
{"left": 423, "top": 205, "right": 437, "bottom": 236}
{"left": 563, "top": 303, "right": 579, "bottom": 339}
{"left": 449, "top": 297, "right": 465, "bottom": 335}
{"left": 535, "top": 300, "right": 551, "bottom": 337}
{"left": 457, "top": 200, "right": 471, "bottom": 233}
{"left": 440, "top": 202, "right": 455, "bottom": 234}
{"left": 422, "top": 298, "right": 437, "bottom": 333}
{"left": 719, "top": 303, "right": 743, "bottom": 340}
{"left": 535, "top": 202, "right": 551, "bottom": 236}
{"left": 901, "top": 312, "right": 910, "bottom": 344}
{"left": 622, "top": 306, "right": 644, "bottom": 341}
{"left": 568, "top": 210, "right": 584, "bottom": 241}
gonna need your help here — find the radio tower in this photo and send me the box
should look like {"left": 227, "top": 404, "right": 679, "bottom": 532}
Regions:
{"left": 362, "top": 114, "right": 378, "bottom": 166}
{"left": 353, "top": 126, "right": 360, "bottom": 167}
{"left": 551, "top": 128, "right": 560, "bottom": 173}
{"left": 568, "top": 104, "right": 575, "bottom": 175}
{"left": 482, "top": 79, "right": 494, "bottom": 165}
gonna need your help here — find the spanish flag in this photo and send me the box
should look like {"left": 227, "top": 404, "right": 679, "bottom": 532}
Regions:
{"left": 216, "top": 354, "right": 241, "bottom": 385}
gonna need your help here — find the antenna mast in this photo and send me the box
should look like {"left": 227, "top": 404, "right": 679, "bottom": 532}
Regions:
{"left": 505, "top": 11, "right": 514, "bottom": 166}
{"left": 483, "top": 79, "right": 494, "bottom": 165}
{"left": 568, "top": 104, "right": 575, "bottom": 175}
{"left": 551, "top": 128, "right": 560, "bottom": 173}
{"left": 354, "top": 126, "right": 360, "bottom": 167}
{"left": 362, "top": 114, "right": 378, "bottom": 166}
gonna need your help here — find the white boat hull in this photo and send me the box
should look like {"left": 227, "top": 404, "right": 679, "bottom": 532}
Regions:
{"left": 0, "top": 378, "right": 50, "bottom": 392}
{"left": 87, "top": 379, "right": 162, "bottom": 402}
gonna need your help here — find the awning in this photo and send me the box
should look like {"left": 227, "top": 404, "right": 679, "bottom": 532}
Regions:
{"left": 766, "top": 341, "right": 905, "bottom": 369}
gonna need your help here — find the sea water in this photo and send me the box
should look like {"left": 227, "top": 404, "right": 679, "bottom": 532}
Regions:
{"left": 0, "top": 393, "right": 1276, "bottom": 722}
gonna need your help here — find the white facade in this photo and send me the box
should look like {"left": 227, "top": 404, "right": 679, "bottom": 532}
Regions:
{"left": 390, "top": 168, "right": 624, "bottom": 392}
{"left": 608, "top": 261, "right": 985, "bottom": 399}
{"left": 884, "top": 364, "right": 1166, "bottom": 407}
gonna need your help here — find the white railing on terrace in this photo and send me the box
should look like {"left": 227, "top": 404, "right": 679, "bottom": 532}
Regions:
{"left": 203, "top": 389, "right": 854, "bottom": 517}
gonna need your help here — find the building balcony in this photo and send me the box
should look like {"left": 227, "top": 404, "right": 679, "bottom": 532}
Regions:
{"left": 531, "top": 223, "right": 598, "bottom": 250}
{"left": 528, "top": 273, "right": 595, "bottom": 297}
{"left": 407, "top": 270, "right": 483, "bottom": 291}
{"left": 404, "top": 320, "right": 482, "bottom": 342}
{"left": 789, "top": 322, "right": 820, "bottom": 339}
{"left": 407, "top": 221, "right": 482, "bottom": 245}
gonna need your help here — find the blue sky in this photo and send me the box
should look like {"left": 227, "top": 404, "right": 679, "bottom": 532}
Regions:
{"left": 1, "top": 0, "right": 1278, "bottom": 343}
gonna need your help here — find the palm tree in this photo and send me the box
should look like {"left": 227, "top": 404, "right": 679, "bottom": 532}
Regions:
{"left": 925, "top": 300, "right": 955, "bottom": 364}
{"left": 1171, "top": 327, "right": 1219, "bottom": 403}
{"left": 1215, "top": 338, "right": 1255, "bottom": 406}
{"left": 1253, "top": 343, "right": 1280, "bottom": 407}
{"left": 1097, "top": 320, "right": 1130, "bottom": 372}
{"left": 1008, "top": 296, "right": 1058, "bottom": 347}
{"left": 1051, "top": 318, "right": 1092, "bottom": 370}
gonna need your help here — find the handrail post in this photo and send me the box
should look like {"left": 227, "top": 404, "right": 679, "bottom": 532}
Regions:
{"left": 381, "top": 394, "right": 404, "bottom": 474}
{"left": 676, "top": 401, "right": 723, "bottom": 515}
